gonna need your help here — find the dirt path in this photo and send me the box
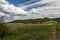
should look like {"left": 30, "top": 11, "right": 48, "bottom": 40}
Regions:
{"left": 56, "top": 31, "right": 60, "bottom": 40}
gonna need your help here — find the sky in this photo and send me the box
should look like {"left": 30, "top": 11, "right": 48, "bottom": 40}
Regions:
{"left": 0, "top": 0, "right": 60, "bottom": 22}
{"left": 7, "top": 0, "right": 30, "bottom": 6}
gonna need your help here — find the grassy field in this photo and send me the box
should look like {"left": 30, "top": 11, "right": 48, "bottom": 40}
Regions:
{"left": 0, "top": 23, "right": 55, "bottom": 40}
{"left": 56, "top": 23, "right": 60, "bottom": 40}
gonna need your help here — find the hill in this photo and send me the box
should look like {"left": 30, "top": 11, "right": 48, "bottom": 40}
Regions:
{"left": 9, "top": 18, "right": 58, "bottom": 24}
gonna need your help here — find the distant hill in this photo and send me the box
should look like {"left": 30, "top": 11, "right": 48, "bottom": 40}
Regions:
{"left": 9, "top": 18, "right": 42, "bottom": 23}
{"left": 9, "top": 18, "right": 59, "bottom": 23}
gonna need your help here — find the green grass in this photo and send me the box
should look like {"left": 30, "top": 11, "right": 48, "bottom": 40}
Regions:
{"left": 0, "top": 24, "right": 55, "bottom": 40}
{"left": 57, "top": 23, "right": 60, "bottom": 31}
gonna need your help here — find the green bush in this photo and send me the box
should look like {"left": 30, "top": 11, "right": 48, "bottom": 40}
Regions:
{"left": 0, "top": 23, "right": 10, "bottom": 38}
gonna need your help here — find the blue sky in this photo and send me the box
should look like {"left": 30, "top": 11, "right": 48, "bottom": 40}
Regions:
{"left": 7, "top": 0, "right": 30, "bottom": 6}
{"left": 7, "top": 0, "right": 43, "bottom": 10}
{"left": 0, "top": 0, "right": 59, "bottom": 22}
{"left": 7, "top": 0, "right": 42, "bottom": 6}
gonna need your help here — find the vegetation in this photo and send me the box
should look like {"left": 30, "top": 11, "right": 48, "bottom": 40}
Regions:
{"left": 0, "top": 18, "right": 60, "bottom": 40}
{"left": 10, "top": 17, "right": 57, "bottom": 24}
{"left": 0, "top": 23, "right": 10, "bottom": 38}
{"left": 1, "top": 24, "right": 54, "bottom": 40}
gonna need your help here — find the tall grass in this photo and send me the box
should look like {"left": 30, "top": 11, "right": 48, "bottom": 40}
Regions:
{"left": 0, "top": 23, "right": 12, "bottom": 39}
{"left": 2, "top": 24, "right": 54, "bottom": 40}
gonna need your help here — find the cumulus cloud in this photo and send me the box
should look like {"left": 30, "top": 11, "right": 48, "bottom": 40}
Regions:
{"left": 19, "top": 0, "right": 60, "bottom": 19}
{"left": 0, "top": 0, "right": 28, "bottom": 22}
{"left": 19, "top": 0, "right": 41, "bottom": 6}
{"left": 0, "top": 0, "right": 60, "bottom": 22}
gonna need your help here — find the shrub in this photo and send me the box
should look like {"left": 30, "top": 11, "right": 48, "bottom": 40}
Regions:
{"left": 0, "top": 23, "right": 9, "bottom": 38}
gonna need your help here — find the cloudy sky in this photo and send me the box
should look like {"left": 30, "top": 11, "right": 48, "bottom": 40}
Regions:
{"left": 0, "top": 0, "right": 60, "bottom": 22}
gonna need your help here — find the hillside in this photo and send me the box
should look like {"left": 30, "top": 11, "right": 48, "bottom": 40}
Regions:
{"left": 9, "top": 18, "right": 58, "bottom": 24}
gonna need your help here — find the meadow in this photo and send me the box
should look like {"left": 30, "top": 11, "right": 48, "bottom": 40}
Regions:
{"left": 0, "top": 18, "right": 59, "bottom": 40}
{"left": 0, "top": 23, "right": 55, "bottom": 40}
{"left": 56, "top": 22, "right": 60, "bottom": 40}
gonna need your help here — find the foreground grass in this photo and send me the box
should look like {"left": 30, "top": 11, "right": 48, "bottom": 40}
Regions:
{"left": 57, "top": 23, "right": 60, "bottom": 31}
{"left": 0, "top": 23, "right": 55, "bottom": 40}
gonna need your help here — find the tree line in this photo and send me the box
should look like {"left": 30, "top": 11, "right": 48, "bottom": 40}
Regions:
{"left": 10, "top": 17, "right": 59, "bottom": 24}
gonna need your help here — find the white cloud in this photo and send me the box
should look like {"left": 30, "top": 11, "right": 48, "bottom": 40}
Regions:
{"left": 0, "top": 0, "right": 28, "bottom": 22}
{"left": 19, "top": 0, "right": 60, "bottom": 18}
{"left": 0, "top": 0, "right": 60, "bottom": 22}
{"left": 20, "top": 0, "right": 55, "bottom": 9}
{"left": 28, "top": 7, "right": 60, "bottom": 18}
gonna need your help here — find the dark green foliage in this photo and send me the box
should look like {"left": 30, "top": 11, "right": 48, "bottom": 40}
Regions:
{"left": 9, "top": 18, "right": 58, "bottom": 24}
{"left": 2, "top": 25, "right": 54, "bottom": 40}
{"left": 0, "top": 17, "right": 59, "bottom": 40}
{"left": 0, "top": 23, "right": 10, "bottom": 38}
{"left": 57, "top": 22, "right": 60, "bottom": 31}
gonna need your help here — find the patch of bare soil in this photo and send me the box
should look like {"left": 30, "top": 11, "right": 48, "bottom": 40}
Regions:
{"left": 56, "top": 31, "right": 60, "bottom": 40}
